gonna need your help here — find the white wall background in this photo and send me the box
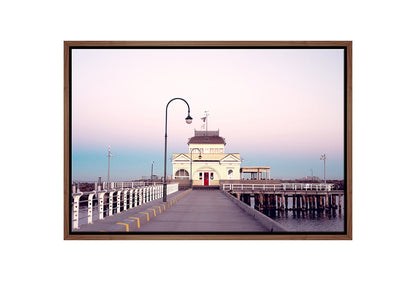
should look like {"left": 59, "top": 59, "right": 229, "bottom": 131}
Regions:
{"left": 1, "top": 1, "right": 415, "bottom": 280}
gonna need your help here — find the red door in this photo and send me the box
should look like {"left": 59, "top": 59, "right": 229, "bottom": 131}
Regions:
{"left": 204, "top": 172, "right": 209, "bottom": 186}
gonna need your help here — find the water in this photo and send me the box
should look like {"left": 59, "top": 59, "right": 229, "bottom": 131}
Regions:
{"left": 271, "top": 209, "right": 344, "bottom": 232}
{"left": 259, "top": 197, "right": 345, "bottom": 232}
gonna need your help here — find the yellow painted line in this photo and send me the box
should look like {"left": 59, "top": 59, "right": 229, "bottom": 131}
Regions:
{"left": 129, "top": 217, "right": 140, "bottom": 228}
{"left": 156, "top": 206, "right": 162, "bottom": 213}
{"left": 139, "top": 212, "right": 149, "bottom": 221}
{"left": 116, "top": 223, "right": 129, "bottom": 232}
{"left": 161, "top": 204, "right": 166, "bottom": 210}
{"left": 148, "top": 208, "right": 157, "bottom": 216}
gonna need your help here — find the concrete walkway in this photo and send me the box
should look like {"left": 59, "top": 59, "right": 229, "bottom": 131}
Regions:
{"left": 138, "top": 190, "right": 267, "bottom": 232}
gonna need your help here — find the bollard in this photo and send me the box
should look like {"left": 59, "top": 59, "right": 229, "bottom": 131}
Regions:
{"left": 87, "top": 193, "right": 95, "bottom": 224}
{"left": 72, "top": 194, "right": 82, "bottom": 229}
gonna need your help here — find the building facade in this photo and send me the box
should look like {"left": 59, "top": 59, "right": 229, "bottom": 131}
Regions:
{"left": 172, "top": 130, "right": 241, "bottom": 186}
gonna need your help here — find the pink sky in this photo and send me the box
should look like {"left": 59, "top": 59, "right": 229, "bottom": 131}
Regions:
{"left": 72, "top": 48, "right": 344, "bottom": 180}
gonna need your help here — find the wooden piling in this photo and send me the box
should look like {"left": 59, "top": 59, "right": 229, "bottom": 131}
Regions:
{"left": 285, "top": 195, "right": 288, "bottom": 211}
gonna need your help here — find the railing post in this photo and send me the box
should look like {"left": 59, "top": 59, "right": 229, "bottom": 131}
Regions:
{"left": 117, "top": 190, "right": 121, "bottom": 213}
{"left": 72, "top": 193, "right": 82, "bottom": 230}
{"left": 134, "top": 189, "right": 138, "bottom": 207}
{"left": 87, "top": 193, "right": 95, "bottom": 224}
{"left": 123, "top": 189, "right": 128, "bottom": 211}
{"left": 108, "top": 191, "right": 114, "bottom": 216}
{"left": 129, "top": 188, "right": 134, "bottom": 209}
{"left": 139, "top": 188, "right": 142, "bottom": 205}
{"left": 98, "top": 191, "right": 105, "bottom": 220}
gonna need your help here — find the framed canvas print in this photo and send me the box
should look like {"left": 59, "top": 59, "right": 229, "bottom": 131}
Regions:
{"left": 64, "top": 41, "right": 352, "bottom": 240}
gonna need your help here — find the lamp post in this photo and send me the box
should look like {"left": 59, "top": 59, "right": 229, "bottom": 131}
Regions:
{"left": 151, "top": 161, "right": 154, "bottom": 181}
{"left": 190, "top": 148, "right": 202, "bottom": 189}
{"left": 107, "top": 145, "right": 114, "bottom": 189}
{"left": 320, "top": 154, "right": 327, "bottom": 184}
{"left": 163, "top": 98, "right": 192, "bottom": 202}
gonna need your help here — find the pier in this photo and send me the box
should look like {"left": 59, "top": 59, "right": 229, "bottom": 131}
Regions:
{"left": 71, "top": 181, "right": 342, "bottom": 233}
{"left": 71, "top": 182, "right": 288, "bottom": 233}
{"left": 223, "top": 183, "right": 343, "bottom": 214}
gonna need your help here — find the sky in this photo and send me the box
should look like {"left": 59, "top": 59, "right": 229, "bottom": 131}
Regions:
{"left": 71, "top": 48, "right": 344, "bottom": 181}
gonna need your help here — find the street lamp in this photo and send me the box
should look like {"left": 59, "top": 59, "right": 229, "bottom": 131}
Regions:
{"left": 190, "top": 148, "right": 202, "bottom": 189}
{"left": 150, "top": 161, "right": 154, "bottom": 181}
{"left": 320, "top": 154, "right": 327, "bottom": 184}
{"left": 163, "top": 98, "right": 192, "bottom": 202}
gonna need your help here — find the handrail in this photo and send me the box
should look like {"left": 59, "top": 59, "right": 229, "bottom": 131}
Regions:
{"left": 222, "top": 183, "right": 335, "bottom": 191}
{"left": 71, "top": 182, "right": 178, "bottom": 230}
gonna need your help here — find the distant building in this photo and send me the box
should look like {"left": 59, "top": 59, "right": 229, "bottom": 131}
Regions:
{"left": 172, "top": 130, "right": 242, "bottom": 186}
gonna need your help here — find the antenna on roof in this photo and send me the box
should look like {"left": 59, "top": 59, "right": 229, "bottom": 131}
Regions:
{"left": 201, "top": 110, "right": 209, "bottom": 133}
{"left": 204, "top": 111, "right": 209, "bottom": 132}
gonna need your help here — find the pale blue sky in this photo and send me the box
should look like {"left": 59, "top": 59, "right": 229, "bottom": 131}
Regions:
{"left": 72, "top": 48, "right": 345, "bottom": 181}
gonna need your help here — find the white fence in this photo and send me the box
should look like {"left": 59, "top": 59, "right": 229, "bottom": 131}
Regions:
{"left": 222, "top": 183, "right": 335, "bottom": 192}
{"left": 72, "top": 182, "right": 178, "bottom": 230}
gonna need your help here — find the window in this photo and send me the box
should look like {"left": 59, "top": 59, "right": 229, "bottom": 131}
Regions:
{"left": 210, "top": 172, "right": 214, "bottom": 180}
{"left": 199, "top": 172, "right": 203, "bottom": 180}
{"left": 228, "top": 169, "right": 234, "bottom": 179}
{"left": 175, "top": 169, "right": 189, "bottom": 179}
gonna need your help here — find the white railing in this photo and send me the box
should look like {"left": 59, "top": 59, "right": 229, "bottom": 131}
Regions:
{"left": 71, "top": 182, "right": 178, "bottom": 230}
{"left": 222, "top": 183, "right": 335, "bottom": 192}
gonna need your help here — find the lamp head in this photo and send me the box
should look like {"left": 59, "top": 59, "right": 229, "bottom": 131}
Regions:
{"left": 185, "top": 115, "right": 193, "bottom": 124}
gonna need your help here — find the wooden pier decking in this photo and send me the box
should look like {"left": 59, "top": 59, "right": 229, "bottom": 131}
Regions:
{"left": 75, "top": 189, "right": 287, "bottom": 233}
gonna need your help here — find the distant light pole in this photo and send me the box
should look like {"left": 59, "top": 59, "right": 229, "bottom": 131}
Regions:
{"left": 320, "top": 154, "right": 327, "bottom": 184}
{"left": 151, "top": 161, "right": 154, "bottom": 180}
{"left": 190, "top": 148, "right": 202, "bottom": 189}
{"left": 163, "top": 98, "right": 193, "bottom": 202}
{"left": 107, "top": 145, "right": 114, "bottom": 189}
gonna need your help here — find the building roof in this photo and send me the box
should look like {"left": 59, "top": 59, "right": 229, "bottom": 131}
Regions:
{"left": 172, "top": 153, "right": 240, "bottom": 161}
{"left": 240, "top": 167, "right": 271, "bottom": 172}
{"left": 188, "top": 130, "right": 226, "bottom": 145}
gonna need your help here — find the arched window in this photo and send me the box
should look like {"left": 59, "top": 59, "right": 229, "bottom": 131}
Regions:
{"left": 228, "top": 169, "right": 234, "bottom": 179}
{"left": 175, "top": 169, "right": 189, "bottom": 179}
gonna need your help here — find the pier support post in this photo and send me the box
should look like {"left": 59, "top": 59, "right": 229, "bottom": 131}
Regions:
{"left": 72, "top": 193, "right": 82, "bottom": 229}
{"left": 285, "top": 195, "right": 288, "bottom": 211}
{"left": 325, "top": 193, "right": 329, "bottom": 211}
{"left": 339, "top": 195, "right": 342, "bottom": 214}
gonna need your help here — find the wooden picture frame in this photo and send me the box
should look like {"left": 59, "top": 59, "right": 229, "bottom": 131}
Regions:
{"left": 64, "top": 41, "right": 352, "bottom": 240}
